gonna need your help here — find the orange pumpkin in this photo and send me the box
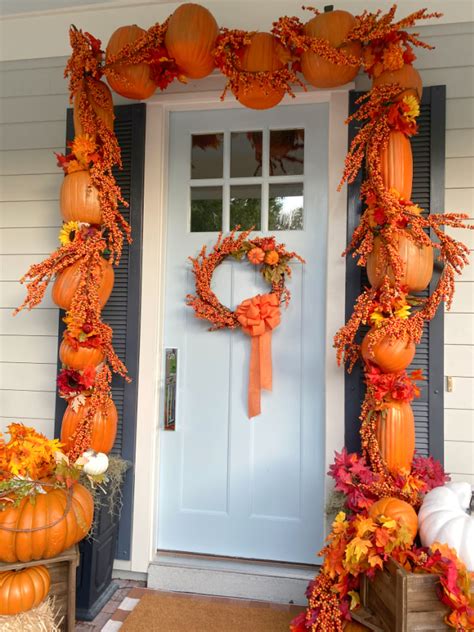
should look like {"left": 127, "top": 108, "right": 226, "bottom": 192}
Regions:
{"left": 59, "top": 338, "right": 105, "bottom": 371}
{"left": 0, "top": 566, "right": 50, "bottom": 615}
{"left": 343, "top": 623, "right": 370, "bottom": 632}
{"left": 0, "top": 483, "right": 93, "bottom": 563}
{"left": 367, "top": 234, "right": 434, "bottom": 293}
{"left": 373, "top": 64, "right": 423, "bottom": 101}
{"left": 165, "top": 3, "right": 218, "bottom": 79}
{"left": 361, "top": 329, "right": 415, "bottom": 373}
{"left": 73, "top": 77, "right": 114, "bottom": 138}
{"left": 106, "top": 25, "right": 156, "bottom": 100}
{"left": 369, "top": 497, "right": 418, "bottom": 543}
{"left": 52, "top": 258, "right": 114, "bottom": 311}
{"left": 60, "top": 398, "right": 118, "bottom": 454}
{"left": 236, "top": 33, "right": 289, "bottom": 110}
{"left": 60, "top": 170, "right": 102, "bottom": 225}
{"left": 301, "top": 8, "right": 362, "bottom": 88}
{"left": 375, "top": 400, "right": 415, "bottom": 475}
{"left": 379, "top": 130, "right": 413, "bottom": 201}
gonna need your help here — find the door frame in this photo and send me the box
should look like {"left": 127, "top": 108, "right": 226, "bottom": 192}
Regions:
{"left": 120, "top": 86, "right": 351, "bottom": 574}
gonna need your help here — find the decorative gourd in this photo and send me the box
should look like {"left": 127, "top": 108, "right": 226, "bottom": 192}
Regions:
{"left": 60, "top": 170, "right": 102, "bottom": 225}
{"left": 61, "top": 398, "right": 118, "bottom": 455}
{"left": 369, "top": 497, "right": 418, "bottom": 544}
{"left": 375, "top": 400, "right": 415, "bottom": 475}
{"left": 367, "top": 234, "right": 434, "bottom": 293}
{"left": 73, "top": 78, "right": 114, "bottom": 138}
{"left": 165, "top": 3, "right": 218, "bottom": 79}
{"left": 82, "top": 450, "right": 109, "bottom": 476}
{"left": 52, "top": 258, "right": 114, "bottom": 311}
{"left": 0, "top": 566, "right": 50, "bottom": 615}
{"left": 236, "top": 33, "right": 289, "bottom": 110}
{"left": 361, "top": 329, "right": 415, "bottom": 373}
{"left": 373, "top": 64, "right": 423, "bottom": 101}
{"left": 106, "top": 25, "right": 156, "bottom": 100}
{"left": 343, "top": 621, "right": 370, "bottom": 631}
{"left": 0, "top": 483, "right": 93, "bottom": 563}
{"left": 59, "top": 338, "right": 105, "bottom": 371}
{"left": 301, "top": 7, "right": 362, "bottom": 88}
{"left": 379, "top": 130, "right": 413, "bottom": 201}
{"left": 419, "top": 482, "right": 474, "bottom": 572}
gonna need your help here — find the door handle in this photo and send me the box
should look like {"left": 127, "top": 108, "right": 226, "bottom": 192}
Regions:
{"left": 164, "top": 348, "right": 178, "bottom": 430}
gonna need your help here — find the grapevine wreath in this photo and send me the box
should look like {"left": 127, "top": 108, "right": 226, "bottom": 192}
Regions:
{"left": 186, "top": 228, "right": 304, "bottom": 417}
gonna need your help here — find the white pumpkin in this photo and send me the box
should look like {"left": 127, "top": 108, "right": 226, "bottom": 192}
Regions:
{"left": 82, "top": 450, "right": 109, "bottom": 476}
{"left": 418, "top": 482, "right": 474, "bottom": 571}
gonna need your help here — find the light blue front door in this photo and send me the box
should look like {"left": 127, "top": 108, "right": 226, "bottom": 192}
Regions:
{"left": 158, "top": 104, "right": 328, "bottom": 563}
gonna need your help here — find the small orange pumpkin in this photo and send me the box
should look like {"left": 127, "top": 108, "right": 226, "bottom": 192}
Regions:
{"left": 379, "top": 130, "right": 413, "bottom": 201}
{"left": 236, "top": 33, "right": 289, "bottom": 110}
{"left": 73, "top": 77, "right": 114, "bottom": 138}
{"left": 0, "top": 483, "right": 93, "bottom": 563}
{"left": 375, "top": 400, "right": 415, "bottom": 475}
{"left": 301, "top": 8, "right": 362, "bottom": 88}
{"left": 60, "top": 398, "right": 118, "bottom": 454}
{"left": 60, "top": 170, "right": 102, "bottom": 225}
{"left": 106, "top": 25, "right": 156, "bottom": 100}
{"left": 52, "top": 258, "right": 114, "bottom": 311}
{"left": 165, "top": 3, "right": 219, "bottom": 79}
{"left": 0, "top": 566, "right": 50, "bottom": 615}
{"left": 361, "top": 329, "right": 415, "bottom": 373}
{"left": 373, "top": 64, "right": 423, "bottom": 102}
{"left": 59, "top": 338, "right": 105, "bottom": 371}
{"left": 367, "top": 234, "right": 434, "bottom": 293}
{"left": 369, "top": 497, "right": 418, "bottom": 543}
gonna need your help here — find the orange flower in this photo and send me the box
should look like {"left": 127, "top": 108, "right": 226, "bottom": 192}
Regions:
{"left": 72, "top": 134, "right": 97, "bottom": 163}
{"left": 247, "top": 247, "right": 265, "bottom": 265}
{"left": 264, "top": 250, "right": 279, "bottom": 266}
{"left": 67, "top": 159, "right": 87, "bottom": 174}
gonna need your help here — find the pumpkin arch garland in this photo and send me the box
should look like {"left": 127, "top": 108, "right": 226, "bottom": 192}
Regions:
{"left": 187, "top": 229, "right": 304, "bottom": 418}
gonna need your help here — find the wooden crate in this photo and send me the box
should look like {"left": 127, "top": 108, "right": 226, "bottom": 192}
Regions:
{"left": 353, "top": 558, "right": 458, "bottom": 632}
{"left": 0, "top": 546, "right": 79, "bottom": 632}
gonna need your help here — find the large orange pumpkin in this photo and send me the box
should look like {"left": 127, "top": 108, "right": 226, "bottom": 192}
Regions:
{"left": 0, "top": 566, "right": 50, "bottom": 615}
{"left": 375, "top": 400, "right": 415, "bottom": 475}
{"left": 165, "top": 3, "right": 218, "bottom": 79}
{"left": 367, "top": 234, "right": 434, "bottom": 292}
{"left": 343, "top": 623, "right": 370, "bottom": 632}
{"left": 301, "top": 8, "right": 362, "bottom": 88}
{"left": 361, "top": 329, "right": 415, "bottom": 373}
{"left": 106, "top": 25, "right": 156, "bottom": 100}
{"left": 52, "top": 258, "right": 114, "bottom": 311}
{"left": 73, "top": 77, "right": 114, "bottom": 138}
{"left": 60, "top": 170, "right": 102, "bottom": 225}
{"left": 379, "top": 130, "right": 413, "bottom": 200}
{"left": 373, "top": 64, "right": 423, "bottom": 101}
{"left": 0, "top": 483, "right": 93, "bottom": 563}
{"left": 369, "top": 497, "right": 418, "bottom": 544}
{"left": 59, "top": 338, "right": 105, "bottom": 371}
{"left": 61, "top": 398, "right": 118, "bottom": 454}
{"left": 236, "top": 33, "right": 289, "bottom": 110}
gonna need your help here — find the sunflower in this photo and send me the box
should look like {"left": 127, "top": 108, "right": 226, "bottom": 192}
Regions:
{"left": 402, "top": 95, "right": 420, "bottom": 125}
{"left": 71, "top": 134, "right": 97, "bottom": 164}
{"left": 59, "top": 221, "right": 80, "bottom": 246}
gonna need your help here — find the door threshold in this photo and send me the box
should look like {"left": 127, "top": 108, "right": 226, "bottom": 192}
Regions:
{"left": 147, "top": 551, "right": 318, "bottom": 605}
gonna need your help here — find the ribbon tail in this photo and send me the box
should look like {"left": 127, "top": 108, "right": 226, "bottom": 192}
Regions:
{"left": 248, "top": 336, "right": 261, "bottom": 418}
{"left": 259, "top": 330, "right": 272, "bottom": 392}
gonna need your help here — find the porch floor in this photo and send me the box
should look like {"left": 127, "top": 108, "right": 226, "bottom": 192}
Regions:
{"left": 74, "top": 579, "right": 305, "bottom": 631}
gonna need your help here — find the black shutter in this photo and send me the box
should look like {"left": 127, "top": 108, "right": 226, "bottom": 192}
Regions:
{"left": 344, "top": 86, "right": 445, "bottom": 463}
{"left": 55, "top": 103, "right": 145, "bottom": 560}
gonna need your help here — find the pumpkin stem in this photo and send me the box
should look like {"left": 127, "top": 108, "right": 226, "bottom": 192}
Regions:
{"left": 324, "top": 5, "right": 334, "bottom": 12}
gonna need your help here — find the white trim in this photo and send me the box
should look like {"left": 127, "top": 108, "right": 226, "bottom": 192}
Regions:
{"left": 132, "top": 87, "right": 350, "bottom": 573}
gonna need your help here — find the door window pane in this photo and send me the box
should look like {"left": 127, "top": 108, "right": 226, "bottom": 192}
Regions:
{"left": 191, "top": 133, "right": 223, "bottom": 179}
{"left": 269, "top": 183, "right": 304, "bottom": 231}
{"left": 230, "top": 185, "right": 261, "bottom": 230}
{"left": 231, "top": 131, "right": 263, "bottom": 177}
{"left": 269, "top": 129, "right": 304, "bottom": 176}
{"left": 191, "top": 186, "right": 223, "bottom": 232}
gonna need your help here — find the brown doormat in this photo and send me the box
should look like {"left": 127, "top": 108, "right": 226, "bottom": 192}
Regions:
{"left": 121, "top": 591, "right": 305, "bottom": 632}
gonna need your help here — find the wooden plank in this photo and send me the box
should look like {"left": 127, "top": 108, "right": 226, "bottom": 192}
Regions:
{"left": 0, "top": 307, "right": 58, "bottom": 335}
{"left": 0, "top": 334, "right": 58, "bottom": 363}
{"left": 0, "top": 148, "right": 62, "bottom": 175}
{"left": 448, "top": 472, "right": 474, "bottom": 484}
{"left": 0, "top": 174, "right": 63, "bottom": 201}
{"left": 0, "top": 200, "right": 61, "bottom": 228}
{"left": 444, "top": 376, "right": 474, "bottom": 409}
{"left": 0, "top": 280, "right": 54, "bottom": 309}
{"left": 445, "top": 440, "right": 474, "bottom": 476}
{"left": 445, "top": 218, "right": 474, "bottom": 249}
{"left": 0, "top": 226, "right": 59, "bottom": 254}
{"left": 445, "top": 313, "right": 474, "bottom": 344}
{"left": 0, "top": 388, "right": 56, "bottom": 418}
{"left": 0, "top": 254, "right": 59, "bottom": 280}
{"left": 445, "top": 345, "right": 474, "bottom": 377}
{"left": 446, "top": 130, "right": 474, "bottom": 159}
{"left": 0, "top": 416, "right": 55, "bottom": 437}
{"left": 0, "top": 93, "right": 68, "bottom": 124}
{"left": 446, "top": 97, "right": 474, "bottom": 130}
{"left": 445, "top": 188, "right": 474, "bottom": 215}
{"left": 444, "top": 409, "right": 474, "bottom": 441}
{"left": 0, "top": 66, "right": 68, "bottom": 98}
{"left": 413, "top": 33, "right": 474, "bottom": 70}
{"left": 0, "top": 121, "right": 66, "bottom": 150}
{"left": 0, "top": 361, "right": 56, "bottom": 391}
{"left": 450, "top": 281, "right": 474, "bottom": 313}
{"left": 446, "top": 158, "right": 474, "bottom": 190}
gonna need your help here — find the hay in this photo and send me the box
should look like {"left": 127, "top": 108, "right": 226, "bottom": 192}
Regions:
{"left": 325, "top": 490, "right": 347, "bottom": 521}
{"left": 0, "top": 597, "right": 63, "bottom": 632}
{"left": 80, "top": 454, "right": 130, "bottom": 518}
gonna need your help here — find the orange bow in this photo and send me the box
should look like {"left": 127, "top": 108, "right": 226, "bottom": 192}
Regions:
{"left": 236, "top": 293, "right": 281, "bottom": 418}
